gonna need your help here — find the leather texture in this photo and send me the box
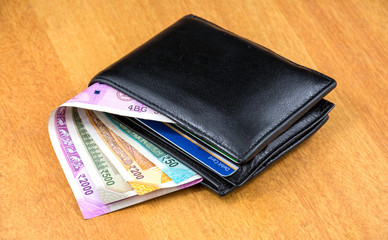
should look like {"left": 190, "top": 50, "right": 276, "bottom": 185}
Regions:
{"left": 89, "top": 15, "right": 337, "bottom": 163}
{"left": 89, "top": 15, "right": 337, "bottom": 195}
{"left": 109, "top": 99, "right": 334, "bottom": 195}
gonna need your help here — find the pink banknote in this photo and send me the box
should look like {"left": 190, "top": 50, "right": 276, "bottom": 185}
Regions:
{"left": 62, "top": 83, "right": 173, "bottom": 123}
{"left": 48, "top": 107, "right": 201, "bottom": 219}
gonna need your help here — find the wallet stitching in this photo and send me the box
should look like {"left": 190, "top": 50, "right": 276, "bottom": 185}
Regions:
{"left": 94, "top": 76, "right": 331, "bottom": 160}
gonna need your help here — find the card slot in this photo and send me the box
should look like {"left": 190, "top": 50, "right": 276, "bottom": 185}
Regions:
{"left": 105, "top": 99, "right": 334, "bottom": 195}
{"left": 107, "top": 114, "right": 235, "bottom": 193}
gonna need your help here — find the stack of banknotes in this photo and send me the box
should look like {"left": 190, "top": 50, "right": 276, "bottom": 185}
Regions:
{"left": 48, "top": 83, "right": 203, "bottom": 219}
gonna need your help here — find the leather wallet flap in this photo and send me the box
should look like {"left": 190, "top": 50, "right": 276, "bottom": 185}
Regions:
{"left": 89, "top": 15, "right": 336, "bottom": 163}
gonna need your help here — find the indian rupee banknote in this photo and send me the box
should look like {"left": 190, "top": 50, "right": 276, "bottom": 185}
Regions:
{"left": 66, "top": 107, "right": 137, "bottom": 204}
{"left": 77, "top": 108, "right": 201, "bottom": 196}
{"left": 95, "top": 111, "right": 197, "bottom": 184}
{"left": 62, "top": 82, "right": 173, "bottom": 123}
{"left": 48, "top": 107, "right": 202, "bottom": 219}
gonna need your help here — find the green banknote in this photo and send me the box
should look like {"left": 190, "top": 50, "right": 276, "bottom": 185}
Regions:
{"left": 96, "top": 111, "right": 198, "bottom": 184}
{"left": 67, "top": 107, "right": 137, "bottom": 204}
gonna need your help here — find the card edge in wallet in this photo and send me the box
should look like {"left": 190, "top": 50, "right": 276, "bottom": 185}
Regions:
{"left": 205, "top": 114, "right": 331, "bottom": 195}
{"left": 106, "top": 99, "right": 334, "bottom": 195}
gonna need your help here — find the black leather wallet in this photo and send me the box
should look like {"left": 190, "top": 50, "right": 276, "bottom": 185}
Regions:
{"left": 89, "top": 15, "right": 336, "bottom": 195}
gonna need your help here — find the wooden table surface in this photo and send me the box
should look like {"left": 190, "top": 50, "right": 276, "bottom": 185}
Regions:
{"left": 1, "top": 0, "right": 387, "bottom": 239}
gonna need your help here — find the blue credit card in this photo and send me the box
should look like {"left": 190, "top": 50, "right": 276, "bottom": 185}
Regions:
{"left": 136, "top": 119, "right": 239, "bottom": 177}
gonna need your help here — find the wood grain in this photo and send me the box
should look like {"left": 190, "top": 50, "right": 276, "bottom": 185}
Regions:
{"left": 1, "top": 0, "right": 387, "bottom": 239}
